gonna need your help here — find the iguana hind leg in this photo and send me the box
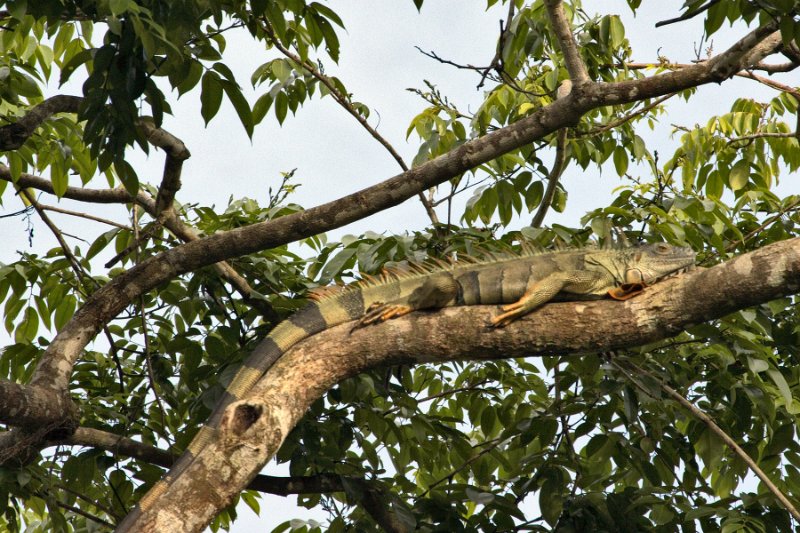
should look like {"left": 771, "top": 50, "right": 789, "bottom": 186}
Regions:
{"left": 358, "top": 302, "right": 414, "bottom": 327}
{"left": 355, "top": 274, "right": 459, "bottom": 330}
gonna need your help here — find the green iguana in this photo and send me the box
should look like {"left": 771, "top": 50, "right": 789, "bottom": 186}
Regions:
{"left": 119, "top": 243, "right": 695, "bottom": 529}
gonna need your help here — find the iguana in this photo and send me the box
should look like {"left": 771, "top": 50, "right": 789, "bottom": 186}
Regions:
{"left": 119, "top": 242, "right": 695, "bottom": 529}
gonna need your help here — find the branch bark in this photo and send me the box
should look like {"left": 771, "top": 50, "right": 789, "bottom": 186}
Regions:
{"left": 543, "top": 0, "right": 590, "bottom": 84}
{"left": 124, "top": 238, "right": 800, "bottom": 531}
{"left": 0, "top": 95, "right": 82, "bottom": 150}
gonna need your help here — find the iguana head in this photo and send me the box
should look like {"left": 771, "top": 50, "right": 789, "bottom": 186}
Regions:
{"left": 623, "top": 243, "right": 696, "bottom": 286}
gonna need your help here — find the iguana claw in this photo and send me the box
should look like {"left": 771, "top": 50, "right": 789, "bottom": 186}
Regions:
{"left": 352, "top": 303, "right": 414, "bottom": 332}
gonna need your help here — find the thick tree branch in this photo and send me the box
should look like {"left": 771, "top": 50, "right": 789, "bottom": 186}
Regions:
{"left": 1, "top": 166, "right": 133, "bottom": 203}
{"left": 0, "top": 381, "right": 76, "bottom": 429}
{"left": 709, "top": 22, "right": 781, "bottom": 81}
{"left": 10, "top": 15, "right": 784, "bottom": 462}
{"left": 125, "top": 238, "right": 800, "bottom": 531}
{"left": 58, "top": 427, "right": 408, "bottom": 531}
{"left": 543, "top": 0, "right": 590, "bottom": 84}
{"left": 0, "top": 95, "right": 82, "bottom": 150}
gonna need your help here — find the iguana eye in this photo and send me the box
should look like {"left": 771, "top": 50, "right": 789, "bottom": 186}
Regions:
{"left": 656, "top": 243, "right": 669, "bottom": 253}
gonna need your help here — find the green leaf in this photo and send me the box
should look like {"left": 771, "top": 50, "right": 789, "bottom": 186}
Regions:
{"left": 275, "top": 91, "right": 288, "bottom": 124}
{"left": 608, "top": 15, "right": 625, "bottom": 48}
{"left": 54, "top": 295, "right": 77, "bottom": 331}
{"left": 221, "top": 80, "right": 253, "bottom": 138}
{"left": 613, "top": 146, "right": 629, "bottom": 176}
{"left": 767, "top": 368, "right": 793, "bottom": 407}
{"left": 200, "top": 71, "right": 223, "bottom": 124}
{"left": 50, "top": 161, "right": 67, "bottom": 197}
{"left": 114, "top": 159, "right": 139, "bottom": 196}
{"left": 15, "top": 307, "right": 39, "bottom": 343}
{"left": 728, "top": 160, "right": 749, "bottom": 191}
{"left": 252, "top": 93, "right": 274, "bottom": 124}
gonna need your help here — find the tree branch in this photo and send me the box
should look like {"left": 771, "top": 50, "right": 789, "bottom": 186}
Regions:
{"left": 655, "top": 0, "right": 722, "bottom": 28}
{"left": 0, "top": 381, "right": 76, "bottom": 429}
{"left": 531, "top": 128, "right": 567, "bottom": 228}
{"left": 138, "top": 120, "right": 191, "bottom": 216}
{"left": 58, "top": 427, "right": 409, "bottom": 531}
{"left": 613, "top": 358, "right": 800, "bottom": 521}
{"left": 543, "top": 0, "right": 590, "bottom": 84}
{"left": 0, "top": 167, "right": 280, "bottom": 323}
{"left": 709, "top": 22, "right": 781, "bottom": 81}
{"left": 0, "top": 95, "right": 82, "bottom": 150}
{"left": 124, "top": 238, "right": 800, "bottom": 531}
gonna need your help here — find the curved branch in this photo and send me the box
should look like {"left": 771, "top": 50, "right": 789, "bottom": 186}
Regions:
{"left": 1, "top": 165, "right": 133, "bottom": 203}
{"left": 0, "top": 95, "right": 82, "bottom": 150}
{"left": 138, "top": 120, "right": 191, "bottom": 216}
{"left": 125, "top": 238, "right": 800, "bottom": 531}
{"left": 613, "top": 359, "right": 800, "bottom": 521}
{"left": 60, "top": 427, "right": 408, "bottom": 531}
{"left": 0, "top": 167, "right": 279, "bottom": 323}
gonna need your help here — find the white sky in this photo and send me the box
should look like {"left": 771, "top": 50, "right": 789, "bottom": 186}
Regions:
{"left": 0, "top": 1, "right": 796, "bottom": 531}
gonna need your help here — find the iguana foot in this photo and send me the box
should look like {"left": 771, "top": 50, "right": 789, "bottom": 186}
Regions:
{"left": 607, "top": 283, "right": 645, "bottom": 300}
{"left": 353, "top": 303, "right": 414, "bottom": 331}
{"left": 489, "top": 307, "right": 526, "bottom": 328}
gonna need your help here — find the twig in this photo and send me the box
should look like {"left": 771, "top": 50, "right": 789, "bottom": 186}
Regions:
{"left": 52, "top": 498, "right": 115, "bottom": 529}
{"left": 478, "top": 1, "right": 515, "bottom": 90}
{"left": 132, "top": 204, "right": 168, "bottom": 438}
{"left": 737, "top": 69, "right": 800, "bottom": 97}
{"left": 612, "top": 358, "right": 800, "bottom": 521}
{"left": 40, "top": 203, "right": 130, "bottom": 229}
{"left": 17, "top": 189, "right": 91, "bottom": 285}
{"left": 623, "top": 61, "right": 800, "bottom": 97}
{"left": 531, "top": 128, "right": 568, "bottom": 227}
{"left": 727, "top": 131, "right": 799, "bottom": 145}
{"left": 655, "top": 0, "right": 722, "bottom": 28}
{"left": 56, "top": 481, "right": 120, "bottom": 520}
{"left": 102, "top": 327, "right": 127, "bottom": 394}
{"left": 576, "top": 93, "right": 677, "bottom": 138}
{"left": 261, "top": 20, "right": 440, "bottom": 225}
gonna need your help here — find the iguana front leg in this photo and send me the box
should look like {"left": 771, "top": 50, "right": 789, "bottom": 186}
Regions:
{"left": 490, "top": 270, "right": 609, "bottom": 327}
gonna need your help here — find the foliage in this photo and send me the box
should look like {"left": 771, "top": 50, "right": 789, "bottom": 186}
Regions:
{"left": 0, "top": 0, "right": 799, "bottom": 532}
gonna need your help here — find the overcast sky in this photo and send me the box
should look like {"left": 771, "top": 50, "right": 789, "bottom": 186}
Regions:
{"left": 0, "top": 1, "right": 795, "bottom": 530}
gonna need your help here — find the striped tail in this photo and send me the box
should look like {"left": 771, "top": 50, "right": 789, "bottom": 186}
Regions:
{"left": 116, "top": 290, "right": 366, "bottom": 530}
